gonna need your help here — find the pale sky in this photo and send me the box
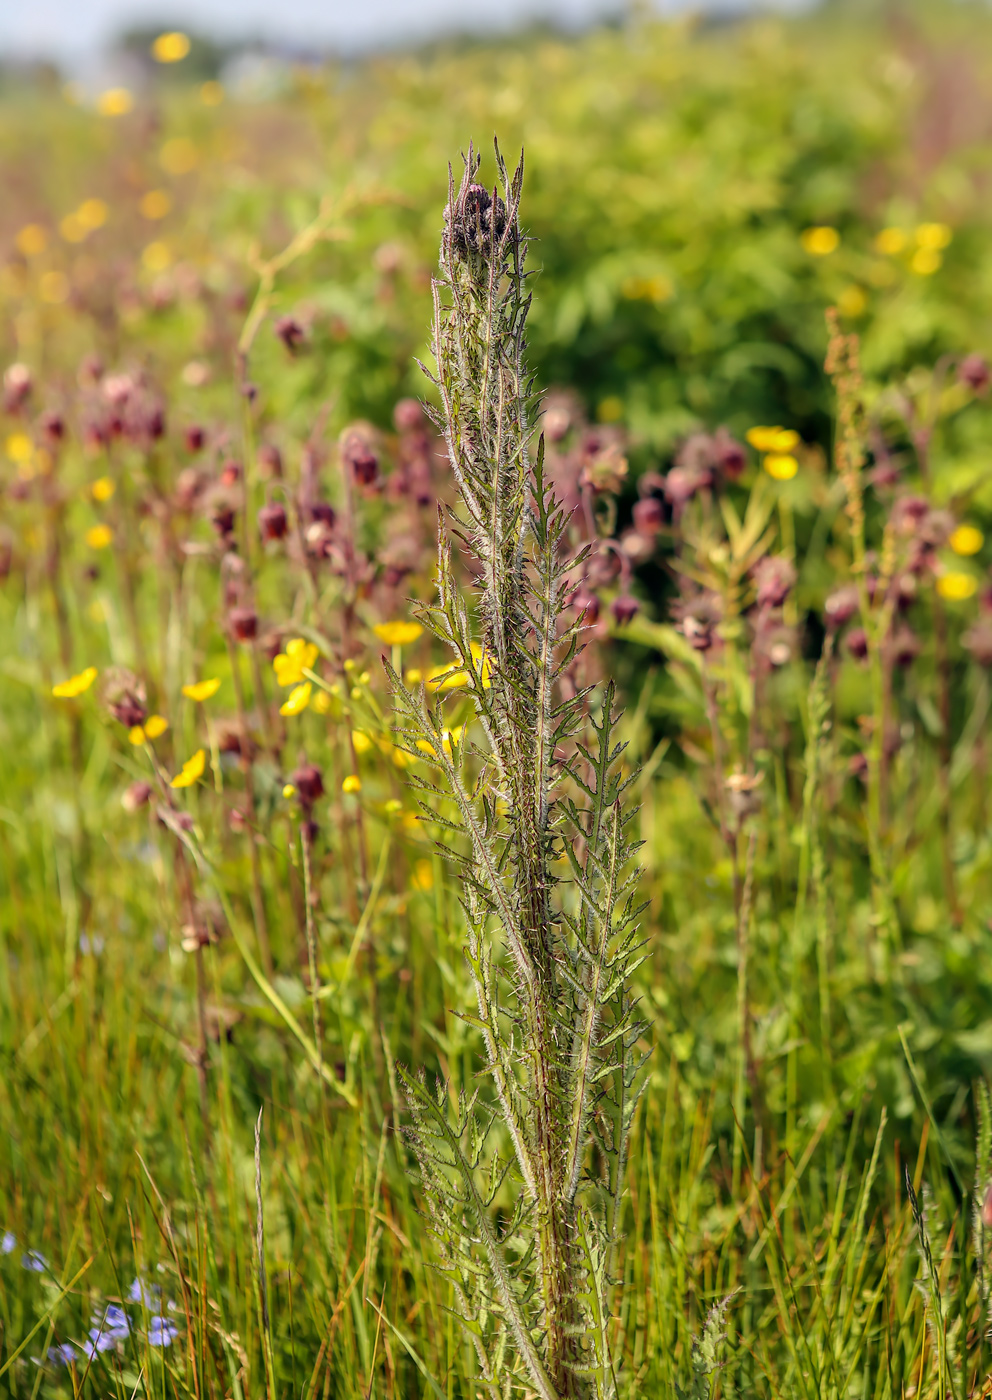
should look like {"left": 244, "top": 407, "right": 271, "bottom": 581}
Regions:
{"left": 0, "top": 0, "right": 808, "bottom": 64}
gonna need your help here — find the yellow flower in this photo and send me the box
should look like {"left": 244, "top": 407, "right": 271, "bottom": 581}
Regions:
{"left": 91, "top": 476, "right": 115, "bottom": 502}
{"left": 86, "top": 524, "right": 114, "bottom": 549}
{"left": 390, "top": 745, "right": 418, "bottom": 769}
{"left": 405, "top": 667, "right": 423, "bottom": 686}
{"left": 170, "top": 748, "right": 206, "bottom": 788}
{"left": 52, "top": 666, "right": 98, "bottom": 698}
{"left": 182, "top": 678, "right": 221, "bottom": 702}
{"left": 425, "top": 643, "right": 492, "bottom": 692}
{"left": 200, "top": 81, "right": 225, "bottom": 106}
{"left": 159, "top": 138, "right": 198, "bottom": 175}
{"left": 97, "top": 88, "right": 133, "bottom": 117}
{"left": 800, "top": 226, "right": 840, "bottom": 256}
{"left": 911, "top": 248, "right": 941, "bottom": 276}
{"left": 140, "top": 189, "right": 171, "bottom": 220}
{"left": 282, "top": 783, "right": 296, "bottom": 798}
{"left": 916, "top": 222, "right": 952, "bottom": 251}
{"left": 936, "top": 572, "right": 977, "bottom": 601}
{"left": 874, "top": 227, "right": 907, "bottom": 255}
{"left": 352, "top": 730, "right": 373, "bottom": 754}
{"left": 151, "top": 31, "right": 191, "bottom": 62}
{"left": 142, "top": 242, "right": 171, "bottom": 273}
{"left": 837, "top": 285, "right": 867, "bottom": 318}
{"left": 950, "top": 525, "right": 984, "bottom": 557}
{"left": 77, "top": 199, "right": 108, "bottom": 231}
{"left": 411, "top": 859, "right": 434, "bottom": 892}
{"left": 280, "top": 682, "right": 312, "bottom": 716}
{"left": 342, "top": 775, "right": 362, "bottom": 794}
{"left": 6, "top": 432, "right": 33, "bottom": 463}
{"left": 416, "top": 725, "right": 464, "bottom": 758}
{"left": 312, "top": 688, "right": 332, "bottom": 714}
{"left": 746, "top": 426, "right": 798, "bottom": 453}
{"left": 129, "top": 717, "right": 167, "bottom": 745}
{"left": 273, "top": 638, "right": 319, "bottom": 686}
{"left": 763, "top": 454, "right": 799, "bottom": 481}
{"left": 373, "top": 620, "right": 423, "bottom": 647}
{"left": 16, "top": 224, "right": 47, "bottom": 257}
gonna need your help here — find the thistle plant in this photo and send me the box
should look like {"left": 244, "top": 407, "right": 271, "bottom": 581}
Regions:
{"left": 390, "top": 145, "right": 649, "bottom": 1400}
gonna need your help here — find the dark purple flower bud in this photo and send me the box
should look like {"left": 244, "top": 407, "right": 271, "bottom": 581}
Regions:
{"left": 257, "top": 443, "right": 283, "bottom": 479}
{"left": 122, "top": 781, "right": 152, "bottom": 813}
{"left": 611, "top": 594, "right": 640, "bottom": 625}
{"left": 753, "top": 556, "right": 796, "bottom": 610}
{"left": 446, "top": 182, "right": 508, "bottom": 259}
{"left": 890, "top": 626, "right": 919, "bottom": 667}
{"left": 633, "top": 497, "right": 665, "bottom": 535}
{"left": 341, "top": 428, "right": 378, "bottom": 486}
{"left": 825, "top": 584, "right": 860, "bottom": 628}
{"left": 258, "top": 502, "right": 288, "bottom": 541}
{"left": 228, "top": 606, "right": 258, "bottom": 642}
{"left": 38, "top": 410, "right": 65, "bottom": 446}
{"left": 713, "top": 427, "right": 746, "bottom": 480}
{"left": 292, "top": 764, "right": 324, "bottom": 808}
{"left": 241, "top": 381, "right": 258, "bottom": 402}
{"left": 184, "top": 424, "right": 206, "bottom": 453}
{"left": 220, "top": 459, "right": 242, "bottom": 487}
{"left": 274, "top": 315, "right": 305, "bottom": 352}
{"left": 211, "top": 505, "right": 236, "bottom": 539}
{"left": 891, "top": 495, "right": 930, "bottom": 534}
{"left": 845, "top": 627, "right": 869, "bottom": 660}
{"left": 3, "top": 362, "right": 32, "bottom": 412}
{"left": 959, "top": 353, "right": 991, "bottom": 395}
{"left": 309, "top": 501, "right": 336, "bottom": 528}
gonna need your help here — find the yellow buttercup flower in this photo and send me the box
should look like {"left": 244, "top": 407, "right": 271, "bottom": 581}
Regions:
{"left": 280, "top": 682, "right": 312, "bottom": 716}
{"left": 915, "top": 222, "right": 952, "bottom": 251}
{"left": 16, "top": 224, "right": 47, "bottom": 257}
{"left": 6, "top": 432, "right": 33, "bottom": 463}
{"left": 936, "top": 572, "right": 977, "bottom": 601}
{"left": 911, "top": 248, "right": 941, "bottom": 276}
{"left": 763, "top": 454, "right": 799, "bottom": 481}
{"left": 170, "top": 748, "right": 206, "bottom": 788}
{"left": 312, "top": 688, "right": 332, "bottom": 714}
{"left": 342, "top": 774, "right": 362, "bottom": 794}
{"left": 875, "top": 227, "right": 907, "bottom": 256}
{"left": 800, "top": 226, "right": 839, "bottom": 256}
{"left": 390, "top": 745, "right": 418, "bottom": 769}
{"left": 151, "top": 31, "right": 191, "bottom": 63}
{"left": 144, "top": 714, "right": 169, "bottom": 738}
{"left": 140, "top": 189, "right": 171, "bottom": 220}
{"left": 128, "top": 725, "right": 147, "bottom": 745}
{"left": 91, "top": 476, "right": 115, "bottom": 502}
{"left": 273, "top": 638, "right": 319, "bottom": 687}
{"left": 282, "top": 783, "right": 296, "bottom": 798}
{"left": 950, "top": 525, "right": 984, "bottom": 557}
{"left": 746, "top": 426, "right": 798, "bottom": 453}
{"left": 425, "top": 643, "right": 492, "bottom": 692}
{"left": 182, "top": 678, "right": 221, "bottom": 702}
{"left": 97, "top": 88, "right": 133, "bottom": 117}
{"left": 352, "top": 730, "right": 373, "bottom": 754}
{"left": 86, "top": 524, "right": 114, "bottom": 549}
{"left": 52, "top": 666, "right": 98, "bottom": 698}
{"left": 416, "top": 725, "right": 464, "bottom": 758}
{"left": 373, "top": 620, "right": 423, "bottom": 647}
{"left": 405, "top": 667, "right": 423, "bottom": 686}
{"left": 411, "top": 859, "right": 434, "bottom": 892}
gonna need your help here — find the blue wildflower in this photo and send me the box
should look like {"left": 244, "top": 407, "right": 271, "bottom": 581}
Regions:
{"left": 82, "top": 1303, "right": 131, "bottom": 1357}
{"left": 1, "top": 1231, "right": 14, "bottom": 1254}
{"left": 22, "top": 1249, "right": 48, "bottom": 1272}
{"left": 128, "top": 1276, "right": 161, "bottom": 1306}
{"left": 147, "top": 1317, "right": 179, "bottom": 1347}
{"left": 47, "top": 1343, "right": 76, "bottom": 1367}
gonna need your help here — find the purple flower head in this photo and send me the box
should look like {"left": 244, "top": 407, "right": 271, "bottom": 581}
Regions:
{"left": 1, "top": 1230, "right": 15, "bottom": 1255}
{"left": 22, "top": 1249, "right": 48, "bottom": 1272}
{"left": 128, "top": 1277, "right": 161, "bottom": 1306}
{"left": 47, "top": 1343, "right": 76, "bottom": 1367}
{"left": 148, "top": 1317, "right": 179, "bottom": 1348}
{"left": 84, "top": 1303, "right": 131, "bottom": 1355}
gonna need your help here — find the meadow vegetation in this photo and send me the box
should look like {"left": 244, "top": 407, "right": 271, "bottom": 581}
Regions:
{"left": 3, "top": 2, "right": 992, "bottom": 1395}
